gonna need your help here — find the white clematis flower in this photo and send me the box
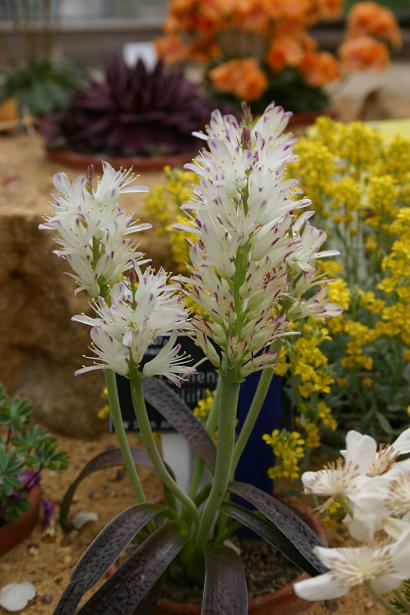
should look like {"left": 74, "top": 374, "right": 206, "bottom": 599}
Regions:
{"left": 40, "top": 162, "right": 150, "bottom": 297}
{"left": 349, "top": 471, "right": 410, "bottom": 541}
{"left": 73, "top": 267, "right": 195, "bottom": 383}
{"left": 303, "top": 428, "right": 410, "bottom": 541}
{"left": 294, "top": 525, "right": 410, "bottom": 601}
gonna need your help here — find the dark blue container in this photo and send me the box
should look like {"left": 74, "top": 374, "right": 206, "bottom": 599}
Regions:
{"left": 234, "top": 372, "right": 283, "bottom": 493}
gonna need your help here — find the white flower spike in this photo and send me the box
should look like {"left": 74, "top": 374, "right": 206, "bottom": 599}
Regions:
{"left": 178, "top": 103, "right": 339, "bottom": 376}
{"left": 73, "top": 267, "right": 194, "bottom": 383}
{"left": 40, "top": 162, "right": 150, "bottom": 297}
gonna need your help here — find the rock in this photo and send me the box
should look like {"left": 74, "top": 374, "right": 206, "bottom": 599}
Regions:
{"left": 0, "top": 208, "right": 105, "bottom": 437}
{"left": 0, "top": 133, "right": 168, "bottom": 437}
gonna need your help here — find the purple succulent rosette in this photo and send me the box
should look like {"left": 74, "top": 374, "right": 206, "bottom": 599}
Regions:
{"left": 42, "top": 56, "right": 217, "bottom": 157}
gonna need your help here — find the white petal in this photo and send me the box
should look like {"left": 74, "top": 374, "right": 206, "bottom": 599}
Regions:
{"left": 294, "top": 573, "right": 347, "bottom": 601}
{"left": 344, "top": 515, "right": 377, "bottom": 542}
{"left": 370, "top": 575, "right": 402, "bottom": 594}
{"left": 393, "top": 427, "right": 410, "bottom": 456}
{"left": 0, "top": 582, "right": 36, "bottom": 612}
{"left": 72, "top": 511, "right": 99, "bottom": 529}
{"left": 343, "top": 431, "right": 377, "bottom": 474}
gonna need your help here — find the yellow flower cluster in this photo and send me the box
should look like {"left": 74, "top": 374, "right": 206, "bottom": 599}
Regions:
{"left": 193, "top": 389, "right": 215, "bottom": 421}
{"left": 289, "top": 321, "right": 334, "bottom": 399}
{"left": 145, "top": 166, "right": 196, "bottom": 237}
{"left": 291, "top": 117, "right": 410, "bottom": 442}
{"left": 263, "top": 430, "right": 305, "bottom": 481}
{"left": 97, "top": 387, "right": 110, "bottom": 420}
{"left": 269, "top": 317, "right": 338, "bottom": 478}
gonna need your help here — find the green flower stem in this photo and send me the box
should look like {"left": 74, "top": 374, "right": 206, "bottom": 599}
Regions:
{"left": 105, "top": 369, "right": 146, "bottom": 504}
{"left": 232, "top": 366, "right": 274, "bottom": 474}
{"left": 195, "top": 368, "right": 241, "bottom": 550}
{"left": 365, "top": 583, "right": 399, "bottom": 615}
{"left": 130, "top": 377, "right": 199, "bottom": 525}
{"left": 188, "top": 378, "right": 221, "bottom": 500}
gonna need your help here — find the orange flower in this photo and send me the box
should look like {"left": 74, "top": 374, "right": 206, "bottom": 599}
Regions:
{"left": 283, "top": 0, "right": 321, "bottom": 27}
{"left": 267, "top": 35, "right": 304, "bottom": 72}
{"left": 346, "top": 2, "right": 401, "bottom": 48}
{"left": 209, "top": 57, "right": 268, "bottom": 101}
{"left": 155, "top": 35, "right": 187, "bottom": 64}
{"left": 317, "top": 0, "right": 343, "bottom": 21}
{"left": 339, "top": 36, "right": 389, "bottom": 71}
{"left": 299, "top": 50, "right": 341, "bottom": 86}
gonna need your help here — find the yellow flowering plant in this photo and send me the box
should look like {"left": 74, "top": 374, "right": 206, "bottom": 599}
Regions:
{"left": 290, "top": 118, "right": 410, "bottom": 444}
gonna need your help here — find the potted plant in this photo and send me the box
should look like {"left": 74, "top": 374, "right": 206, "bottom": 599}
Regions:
{"left": 41, "top": 55, "right": 217, "bottom": 172}
{"left": 0, "top": 0, "right": 84, "bottom": 132}
{"left": 40, "top": 102, "right": 342, "bottom": 614}
{"left": 156, "top": 0, "right": 401, "bottom": 124}
{"left": 0, "top": 385, "right": 67, "bottom": 555}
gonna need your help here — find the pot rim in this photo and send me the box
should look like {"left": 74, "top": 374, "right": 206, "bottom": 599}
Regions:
{"left": 45, "top": 146, "right": 195, "bottom": 172}
{"left": 0, "top": 483, "right": 41, "bottom": 556}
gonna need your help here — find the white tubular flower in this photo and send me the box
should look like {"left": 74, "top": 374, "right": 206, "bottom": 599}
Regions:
{"left": 40, "top": 162, "right": 150, "bottom": 297}
{"left": 178, "top": 103, "right": 338, "bottom": 376}
{"left": 72, "top": 267, "right": 194, "bottom": 383}
{"left": 294, "top": 525, "right": 410, "bottom": 601}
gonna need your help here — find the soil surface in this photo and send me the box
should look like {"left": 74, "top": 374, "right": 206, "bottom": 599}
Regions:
{"left": 0, "top": 433, "right": 384, "bottom": 614}
{"left": 162, "top": 537, "right": 299, "bottom": 604}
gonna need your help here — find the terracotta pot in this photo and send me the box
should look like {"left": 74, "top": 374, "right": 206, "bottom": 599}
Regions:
{"left": 0, "top": 484, "right": 41, "bottom": 556}
{"left": 155, "top": 500, "right": 325, "bottom": 615}
{"left": 45, "top": 147, "right": 194, "bottom": 173}
{"left": 289, "top": 108, "right": 338, "bottom": 129}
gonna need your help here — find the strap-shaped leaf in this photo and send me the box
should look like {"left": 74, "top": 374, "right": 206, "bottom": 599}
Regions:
{"left": 229, "top": 482, "right": 326, "bottom": 567}
{"left": 202, "top": 547, "right": 248, "bottom": 615}
{"left": 59, "top": 448, "right": 153, "bottom": 530}
{"left": 223, "top": 496, "right": 326, "bottom": 577}
{"left": 53, "top": 503, "right": 163, "bottom": 615}
{"left": 143, "top": 377, "right": 216, "bottom": 469}
{"left": 77, "top": 522, "right": 186, "bottom": 614}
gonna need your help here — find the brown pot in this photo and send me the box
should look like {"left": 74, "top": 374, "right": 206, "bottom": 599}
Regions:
{"left": 45, "top": 147, "right": 194, "bottom": 173}
{"left": 0, "top": 484, "right": 41, "bottom": 556}
{"left": 289, "top": 108, "right": 338, "bottom": 129}
{"left": 155, "top": 500, "right": 325, "bottom": 615}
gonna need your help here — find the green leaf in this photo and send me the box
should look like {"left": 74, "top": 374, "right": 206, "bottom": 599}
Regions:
{"left": 0, "top": 394, "right": 32, "bottom": 432}
{"left": 376, "top": 411, "right": 394, "bottom": 435}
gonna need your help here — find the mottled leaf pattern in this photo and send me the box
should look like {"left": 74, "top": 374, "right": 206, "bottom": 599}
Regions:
{"left": 53, "top": 504, "right": 163, "bottom": 615}
{"left": 223, "top": 495, "right": 326, "bottom": 577}
{"left": 143, "top": 377, "right": 216, "bottom": 469}
{"left": 59, "top": 448, "right": 153, "bottom": 530}
{"left": 202, "top": 547, "right": 248, "bottom": 615}
{"left": 77, "top": 522, "right": 186, "bottom": 614}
